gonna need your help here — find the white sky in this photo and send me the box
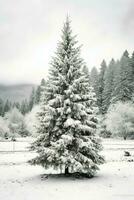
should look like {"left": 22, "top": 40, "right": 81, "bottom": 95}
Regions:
{"left": 0, "top": 0, "right": 134, "bottom": 84}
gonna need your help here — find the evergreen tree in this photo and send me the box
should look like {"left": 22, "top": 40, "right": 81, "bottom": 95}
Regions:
{"left": 102, "top": 59, "right": 116, "bottom": 113}
{"left": 20, "top": 99, "right": 29, "bottom": 115}
{"left": 29, "top": 88, "right": 35, "bottom": 111}
{"left": 90, "top": 67, "right": 99, "bottom": 97}
{"left": 35, "top": 79, "right": 46, "bottom": 105}
{"left": 12, "top": 102, "right": 20, "bottom": 110}
{"left": 3, "top": 100, "right": 11, "bottom": 116}
{"left": 40, "top": 78, "right": 46, "bottom": 88}
{"left": 130, "top": 52, "right": 134, "bottom": 91}
{"left": 0, "top": 98, "right": 4, "bottom": 116}
{"left": 97, "top": 60, "right": 107, "bottom": 114}
{"left": 111, "top": 50, "right": 134, "bottom": 103}
{"left": 83, "top": 66, "right": 98, "bottom": 114}
{"left": 82, "top": 66, "right": 90, "bottom": 84}
{"left": 35, "top": 86, "right": 41, "bottom": 104}
{"left": 40, "top": 78, "right": 46, "bottom": 99}
{"left": 30, "top": 17, "right": 104, "bottom": 177}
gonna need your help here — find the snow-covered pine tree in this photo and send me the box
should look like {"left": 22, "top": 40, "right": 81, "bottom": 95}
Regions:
{"left": 130, "top": 52, "right": 134, "bottom": 102}
{"left": 97, "top": 60, "right": 107, "bottom": 114}
{"left": 82, "top": 66, "right": 99, "bottom": 115}
{"left": 130, "top": 52, "right": 134, "bottom": 86}
{"left": 90, "top": 66, "right": 99, "bottom": 98}
{"left": 82, "top": 65, "right": 90, "bottom": 84}
{"left": 40, "top": 78, "right": 46, "bottom": 94}
{"left": 3, "top": 100, "right": 11, "bottom": 116}
{"left": 35, "top": 86, "right": 41, "bottom": 104}
{"left": 111, "top": 50, "right": 134, "bottom": 103}
{"left": 29, "top": 87, "right": 35, "bottom": 111}
{"left": 35, "top": 78, "right": 46, "bottom": 105}
{"left": 20, "top": 99, "right": 29, "bottom": 115}
{"left": 102, "top": 59, "right": 116, "bottom": 113}
{"left": 0, "top": 98, "right": 4, "bottom": 116}
{"left": 29, "top": 17, "right": 104, "bottom": 177}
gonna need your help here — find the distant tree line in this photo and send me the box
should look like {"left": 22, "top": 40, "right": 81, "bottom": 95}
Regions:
{"left": 90, "top": 50, "right": 134, "bottom": 114}
{"left": 1, "top": 49, "right": 134, "bottom": 140}
{"left": 0, "top": 79, "right": 45, "bottom": 139}
{"left": 90, "top": 50, "right": 134, "bottom": 139}
{"left": 0, "top": 78, "right": 46, "bottom": 117}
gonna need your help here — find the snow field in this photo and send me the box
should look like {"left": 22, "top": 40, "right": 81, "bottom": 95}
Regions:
{"left": 0, "top": 163, "right": 134, "bottom": 200}
{"left": 0, "top": 138, "right": 134, "bottom": 200}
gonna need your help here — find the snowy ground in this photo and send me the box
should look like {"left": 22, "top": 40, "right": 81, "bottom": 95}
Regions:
{"left": 0, "top": 138, "right": 134, "bottom": 200}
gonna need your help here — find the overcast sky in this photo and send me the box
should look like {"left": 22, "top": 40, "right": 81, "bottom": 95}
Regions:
{"left": 0, "top": 0, "right": 134, "bottom": 85}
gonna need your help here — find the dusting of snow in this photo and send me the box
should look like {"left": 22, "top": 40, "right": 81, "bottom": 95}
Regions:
{"left": 0, "top": 138, "right": 134, "bottom": 200}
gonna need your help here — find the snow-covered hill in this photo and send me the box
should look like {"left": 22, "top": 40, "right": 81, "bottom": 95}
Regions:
{"left": 0, "top": 84, "right": 36, "bottom": 102}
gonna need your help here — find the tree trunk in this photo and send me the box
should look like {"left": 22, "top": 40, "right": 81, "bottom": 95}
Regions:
{"left": 65, "top": 167, "right": 69, "bottom": 175}
{"left": 124, "top": 136, "right": 127, "bottom": 140}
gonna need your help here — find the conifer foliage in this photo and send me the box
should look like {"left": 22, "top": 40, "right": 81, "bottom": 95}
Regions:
{"left": 30, "top": 18, "right": 104, "bottom": 177}
{"left": 97, "top": 60, "right": 107, "bottom": 114}
{"left": 111, "top": 51, "right": 134, "bottom": 103}
{"left": 102, "top": 59, "right": 116, "bottom": 113}
{"left": 90, "top": 67, "right": 99, "bottom": 97}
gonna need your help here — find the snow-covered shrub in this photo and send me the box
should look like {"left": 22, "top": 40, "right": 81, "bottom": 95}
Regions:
{"left": 105, "top": 102, "right": 134, "bottom": 140}
{"left": 97, "top": 115, "right": 111, "bottom": 138}
{"left": 25, "top": 105, "right": 40, "bottom": 137}
{"left": 18, "top": 121, "right": 30, "bottom": 137}
{"left": 4, "top": 107, "right": 24, "bottom": 138}
{"left": 0, "top": 116, "right": 9, "bottom": 138}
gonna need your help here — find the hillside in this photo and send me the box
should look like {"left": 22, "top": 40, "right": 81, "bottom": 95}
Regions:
{"left": 0, "top": 84, "right": 37, "bottom": 102}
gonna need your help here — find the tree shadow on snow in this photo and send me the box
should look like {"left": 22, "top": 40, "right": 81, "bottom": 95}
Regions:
{"left": 26, "top": 172, "right": 101, "bottom": 184}
{"left": 39, "top": 173, "right": 94, "bottom": 181}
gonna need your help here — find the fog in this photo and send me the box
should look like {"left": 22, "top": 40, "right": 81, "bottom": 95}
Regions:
{"left": 0, "top": 0, "right": 133, "bottom": 84}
